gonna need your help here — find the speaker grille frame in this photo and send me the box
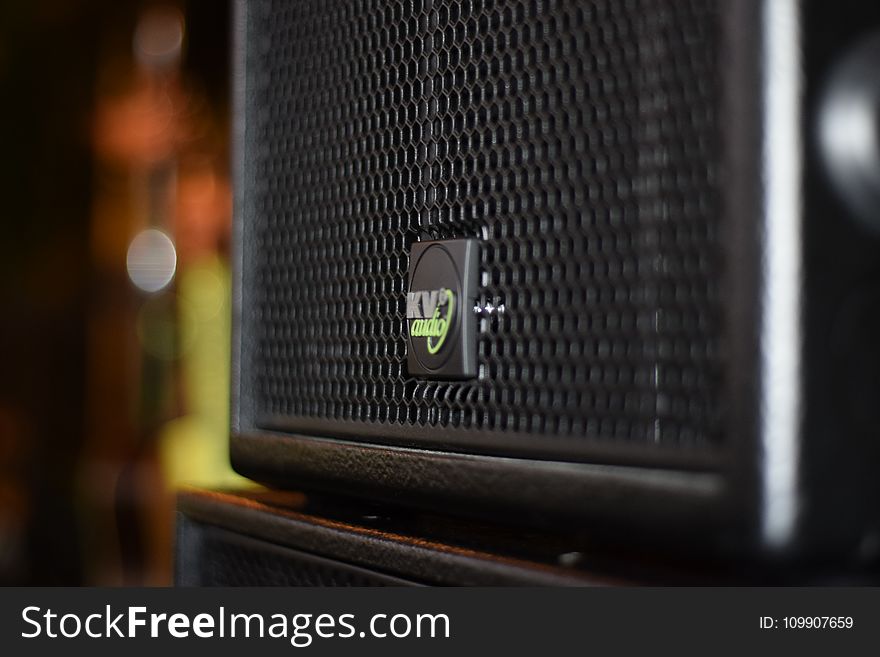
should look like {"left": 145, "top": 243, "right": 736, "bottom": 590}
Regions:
{"left": 231, "top": 0, "right": 773, "bottom": 550}
{"left": 176, "top": 489, "right": 614, "bottom": 585}
{"left": 177, "top": 521, "right": 418, "bottom": 586}
{"left": 235, "top": 0, "right": 735, "bottom": 470}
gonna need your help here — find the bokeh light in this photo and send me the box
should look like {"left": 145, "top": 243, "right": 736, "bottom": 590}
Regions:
{"left": 126, "top": 228, "right": 177, "bottom": 293}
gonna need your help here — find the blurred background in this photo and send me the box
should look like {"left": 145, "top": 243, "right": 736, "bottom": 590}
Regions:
{"left": 0, "top": 0, "right": 242, "bottom": 585}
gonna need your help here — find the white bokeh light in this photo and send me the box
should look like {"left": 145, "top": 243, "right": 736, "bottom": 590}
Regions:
{"left": 126, "top": 228, "right": 177, "bottom": 293}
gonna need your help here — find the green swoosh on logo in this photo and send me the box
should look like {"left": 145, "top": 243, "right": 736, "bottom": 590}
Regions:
{"left": 426, "top": 288, "right": 454, "bottom": 354}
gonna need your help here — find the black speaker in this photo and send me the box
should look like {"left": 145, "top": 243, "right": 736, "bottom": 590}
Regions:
{"left": 231, "top": 0, "right": 880, "bottom": 561}
{"left": 175, "top": 489, "right": 615, "bottom": 585}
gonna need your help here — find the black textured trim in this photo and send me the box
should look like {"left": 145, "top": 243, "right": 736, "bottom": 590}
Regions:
{"left": 177, "top": 489, "right": 614, "bottom": 585}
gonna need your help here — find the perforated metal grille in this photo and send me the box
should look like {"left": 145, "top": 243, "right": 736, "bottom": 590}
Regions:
{"left": 244, "top": 0, "right": 724, "bottom": 454}
{"left": 190, "top": 525, "right": 414, "bottom": 586}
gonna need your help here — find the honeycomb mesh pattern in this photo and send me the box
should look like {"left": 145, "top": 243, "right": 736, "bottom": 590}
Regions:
{"left": 245, "top": 0, "right": 724, "bottom": 453}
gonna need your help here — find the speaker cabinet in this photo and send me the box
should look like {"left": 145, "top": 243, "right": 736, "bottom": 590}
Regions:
{"left": 175, "top": 489, "right": 614, "bottom": 585}
{"left": 231, "top": 0, "right": 880, "bottom": 560}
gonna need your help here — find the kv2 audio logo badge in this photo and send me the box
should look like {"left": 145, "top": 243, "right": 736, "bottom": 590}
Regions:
{"left": 405, "top": 239, "right": 479, "bottom": 379}
{"left": 406, "top": 287, "right": 455, "bottom": 355}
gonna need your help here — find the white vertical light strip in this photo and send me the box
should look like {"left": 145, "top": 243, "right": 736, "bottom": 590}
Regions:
{"left": 760, "top": 0, "right": 803, "bottom": 548}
